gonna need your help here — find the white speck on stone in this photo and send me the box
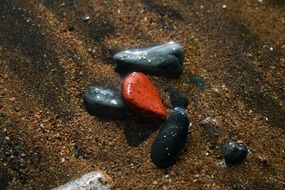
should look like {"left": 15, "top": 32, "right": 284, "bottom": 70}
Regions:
{"left": 222, "top": 5, "right": 227, "bottom": 9}
{"left": 269, "top": 47, "right": 273, "bottom": 51}
{"left": 110, "top": 99, "right": 117, "bottom": 105}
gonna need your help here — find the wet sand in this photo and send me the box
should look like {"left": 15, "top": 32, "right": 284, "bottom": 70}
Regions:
{"left": 0, "top": 0, "right": 285, "bottom": 189}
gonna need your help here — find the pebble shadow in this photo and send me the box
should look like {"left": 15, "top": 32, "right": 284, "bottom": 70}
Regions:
{"left": 141, "top": 0, "right": 184, "bottom": 20}
{"left": 123, "top": 122, "right": 160, "bottom": 147}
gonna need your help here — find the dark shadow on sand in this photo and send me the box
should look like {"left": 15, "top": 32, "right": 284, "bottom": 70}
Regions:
{"left": 194, "top": 10, "right": 285, "bottom": 130}
{"left": 0, "top": 0, "right": 73, "bottom": 119}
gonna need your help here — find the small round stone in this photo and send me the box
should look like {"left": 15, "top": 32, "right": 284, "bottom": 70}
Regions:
{"left": 223, "top": 141, "right": 248, "bottom": 166}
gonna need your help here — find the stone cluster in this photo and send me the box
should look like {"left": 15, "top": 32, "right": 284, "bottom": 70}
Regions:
{"left": 83, "top": 41, "right": 248, "bottom": 168}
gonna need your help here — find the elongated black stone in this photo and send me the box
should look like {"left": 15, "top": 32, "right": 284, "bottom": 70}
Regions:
{"left": 84, "top": 85, "right": 130, "bottom": 120}
{"left": 151, "top": 108, "right": 189, "bottom": 168}
{"left": 114, "top": 41, "right": 184, "bottom": 78}
{"left": 223, "top": 142, "right": 248, "bottom": 166}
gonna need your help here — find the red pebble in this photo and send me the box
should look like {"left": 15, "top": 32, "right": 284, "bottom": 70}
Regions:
{"left": 122, "top": 72, "right": 167, "bottom": 122}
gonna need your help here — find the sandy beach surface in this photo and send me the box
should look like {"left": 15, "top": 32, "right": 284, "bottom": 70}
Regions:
{"left": 0, "top": 0, "right": 284, "bottom": 189}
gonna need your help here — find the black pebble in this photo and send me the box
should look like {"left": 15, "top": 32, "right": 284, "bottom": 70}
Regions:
{"left": 223, "top": 142, "right": 248, "bottom": 166}
{"left": 169, "top": 89, "right": 188, "bottom": 109}
{"left": 151, "top": 108, "right": 189, "bottom": 168}
{"left": 114, "top": 41, "right": 184, "bottom": 78}
{"left": 84, "top": 85, "right": 130, "bottom": 120}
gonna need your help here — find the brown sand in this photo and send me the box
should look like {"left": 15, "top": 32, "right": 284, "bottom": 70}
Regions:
{"left": 0, "top": 0, "right": 285, "bottom": 189}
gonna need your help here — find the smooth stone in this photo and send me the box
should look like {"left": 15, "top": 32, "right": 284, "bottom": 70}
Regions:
{"left": 122, "top": 72, "right": 167, "bottom": 122}
{"left": 84, "top": 85, "right": 130, "bottom": 119}
{"left": 223, "top": 142, "right": 248, "bottom": 166}
{"left": 53, "top": 171, "right": 111, "bottom": 190}
{"left": 114, "top": 41, "right": 184, "bottom": 78}
{"left": 151, "top": 108, "right": 189, "bottom": 168}
{"left": 169, "top": 89, "right": 189, "bottom": 109}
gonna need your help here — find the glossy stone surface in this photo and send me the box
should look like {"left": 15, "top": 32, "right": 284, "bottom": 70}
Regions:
{"left": 223, "top": 142, "right": 248, "bottom": 166}
{"left": 84, "top": 85, "right": 130, "bottom": 119}
{"left": 53, "top": 171, "right": 111, "bottom": 190}
{"left": 122, "top": 72, "right": 167, "bottom": 122}
{"left": 114, "top": 41, "right": 184, "bottom": 78}
{"left": 151, "top": 108, "right": 189, "bottom": 168}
